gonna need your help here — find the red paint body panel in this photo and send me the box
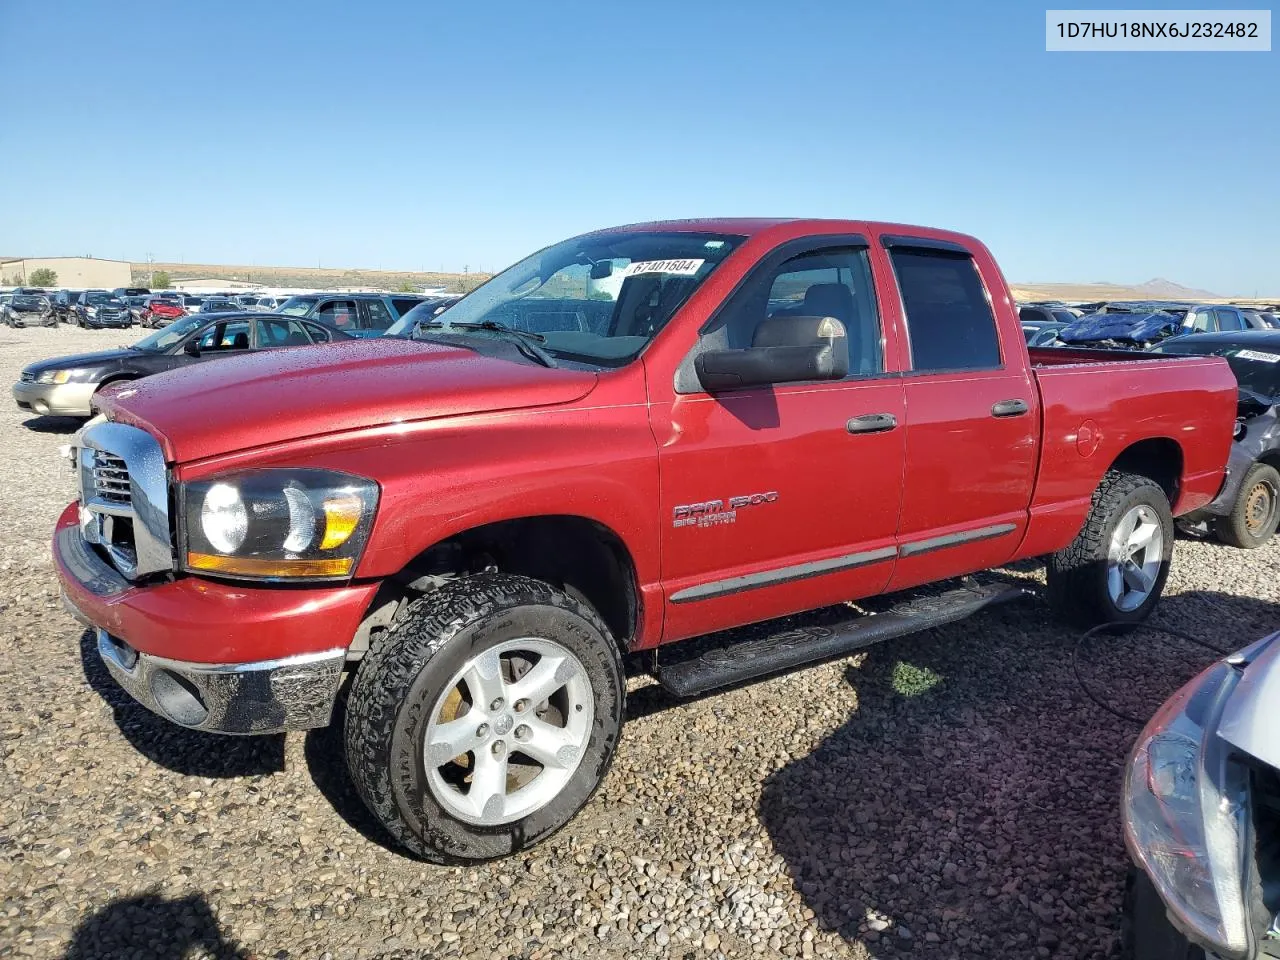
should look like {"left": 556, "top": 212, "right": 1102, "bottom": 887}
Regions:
{"left": 63, "top": 218, "right": 1238, "bottom": 666}
{"left": 55, "top": 504, "right": 379, "bottom": 663}
{"left": 97, "top": 338, "right": 599, "bottom": 463}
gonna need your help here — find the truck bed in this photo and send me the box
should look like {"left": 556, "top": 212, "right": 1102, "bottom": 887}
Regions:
{"left": 1018, "top": 348, "right": 1237, "bottom": 557}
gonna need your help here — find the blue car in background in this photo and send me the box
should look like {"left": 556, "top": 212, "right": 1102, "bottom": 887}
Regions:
{"left": 1056, "top": 302, "right": 1267, "bottom": 350}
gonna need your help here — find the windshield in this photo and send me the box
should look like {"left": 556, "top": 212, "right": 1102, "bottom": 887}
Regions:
{"left": 85, "top": 292, "right": 112, "bottom": 305}
{"left": 1160, "top": 340, "right": 1280, "bottom": 402}
{"left": 411, "top": 231, "right": 744, "bottom": 366}
{"left": 132, "top": 314, "right": 207, "bottom": 352}
{"left": 277, "top": 296, "right": 318, "bottom": 317}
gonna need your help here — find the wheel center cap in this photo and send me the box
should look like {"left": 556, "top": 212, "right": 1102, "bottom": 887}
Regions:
{"left": 493, "top": 714, "right": 513, "bottom": 736}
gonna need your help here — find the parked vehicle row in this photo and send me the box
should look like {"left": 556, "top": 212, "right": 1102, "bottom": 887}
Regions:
{"left": 1019, "top": 299, "right": 1280, "bottom": 350}
{"left": 15, "top": 312, "right": 353, "bottom": 417}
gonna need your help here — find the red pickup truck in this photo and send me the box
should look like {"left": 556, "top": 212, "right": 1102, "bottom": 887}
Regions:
{"left": 56, "top": 219, "right": 1236, "bottom": 862}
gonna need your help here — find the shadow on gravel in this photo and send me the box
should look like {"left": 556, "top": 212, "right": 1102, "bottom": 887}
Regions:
{"left": 758, "top": 592, "right": 1277, "bottom": 959}
{"left": 303, "top": 714, "right": 406, "bottom": 857}
{"left": 22, "top": 415, "right": 83, "bottom": 434}
{"left": 64, "top": 890, "right": 248, "bottom": 959}
{"left": 77, "top": 629, "right": 285, "bottom": 778}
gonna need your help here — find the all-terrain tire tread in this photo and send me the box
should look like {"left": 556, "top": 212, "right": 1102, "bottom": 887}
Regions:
{"left": 344, "top": 572, "right": 619, "bottom": 863}
{"left": 1046, "top": 470, "right": 1170, "bottom": 627}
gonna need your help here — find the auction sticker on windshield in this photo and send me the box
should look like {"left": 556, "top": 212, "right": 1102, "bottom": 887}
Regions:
{"left": 1234, "top": 349, "right": 1280, "bottom": 363}
{"left": 621, "top": 259, "right": 705, "bottom": 277}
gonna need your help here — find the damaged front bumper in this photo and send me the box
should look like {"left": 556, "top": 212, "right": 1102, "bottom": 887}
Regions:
{"left": 87, "top": 618, "right": 345, "bottom": 734}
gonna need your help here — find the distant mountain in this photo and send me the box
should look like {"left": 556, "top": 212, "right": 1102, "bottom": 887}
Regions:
{"left": 1011, "top": 278, "right": 1226, "bottom": 303}
{"left": 1131, "top": 278, "right": 1219, "bottom": 300}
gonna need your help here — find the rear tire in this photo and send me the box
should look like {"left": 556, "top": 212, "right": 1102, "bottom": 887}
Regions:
{"left": 1212, "top": 462, "right": 1280, "bottom": 549}
{"left": 1046, "top": 471, "right": 1173, "bottom": 628}
{"left": 344, "top": 573, "right": 625, "bottom": 863}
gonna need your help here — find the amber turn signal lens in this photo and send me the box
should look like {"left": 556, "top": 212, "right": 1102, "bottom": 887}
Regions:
{"left": 320, "top": 493, "right": 365, "bottom": 550}
{"left": 186, "top": 553, "right": 353, "bottom": 578}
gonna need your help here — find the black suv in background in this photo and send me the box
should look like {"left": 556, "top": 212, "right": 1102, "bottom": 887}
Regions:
{"left": 73, "top": 290, "right": 133, "bottom": 328}
{"left": 275, "top": 292, "right": 431, "bottom": 337}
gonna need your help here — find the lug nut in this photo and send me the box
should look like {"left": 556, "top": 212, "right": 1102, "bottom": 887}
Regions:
{"left": 476, "top": 723, "right": 489, "bottom": 738}
{"left": 489, "top": 697, "right": 504, "bottom": 711}
{"left": 491, "top": 740, "right": 506, "bottom": 758}
{"left": 515, "top": 724, "right": 531, "bottom": 741}
{"left": 514, "top": 698, "right": 530, "bottom": 713}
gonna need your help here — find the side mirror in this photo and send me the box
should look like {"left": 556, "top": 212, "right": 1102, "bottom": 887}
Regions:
{"left": 183, "top": 340, "right": 201, "bottom": 357}
{"left": 695, "top": 316, "right": 849, "bottom": 392}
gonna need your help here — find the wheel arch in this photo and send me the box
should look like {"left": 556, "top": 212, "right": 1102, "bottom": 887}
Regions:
{"left": 391, "top": 514, "right": 642, "bottom": 649}
{"left": 1106, "top": 437, "right": 1184, "bottom": 507}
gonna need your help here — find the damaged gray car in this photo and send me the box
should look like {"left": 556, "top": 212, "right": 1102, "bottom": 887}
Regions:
{"left": 1157, "top": 331, "right": 1280, "bottom": 548}
{"left": 1125, "top": 630, "right": 1280, "bottom": 960}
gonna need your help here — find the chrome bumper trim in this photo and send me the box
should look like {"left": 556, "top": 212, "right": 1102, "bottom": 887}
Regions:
{"left": 96, "top": 630, "right": 346, "bottom": 735}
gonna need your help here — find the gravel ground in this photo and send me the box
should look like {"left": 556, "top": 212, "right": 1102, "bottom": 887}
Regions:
{"left": 1, "top": 325, "right": 1278, "bottom": 959}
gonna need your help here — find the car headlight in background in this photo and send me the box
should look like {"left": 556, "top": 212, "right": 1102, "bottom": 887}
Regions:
{"left": 35, "top": 369, "right": 94, "bottom": 385}
{"left": 181, "top": 469, "right": 379, "bottom": 581}
{"left": 1124, "top": 660, "right": 1251, "bottom": 959}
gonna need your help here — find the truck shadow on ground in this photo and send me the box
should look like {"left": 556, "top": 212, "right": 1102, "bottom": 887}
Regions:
{"left": 303, "top": 705, "right": 406, "bottom": 856}
{"left": 62, "top": 890, "right": 248, "bottom": 959}
{"left": 755, "top": 590, "right": 1276, "bottom": 959}
{"left": 76, "top": 629, "right": 285, "bottom": 778}
{"left": 22, "top": 415, "right": 83, "bottom": 434}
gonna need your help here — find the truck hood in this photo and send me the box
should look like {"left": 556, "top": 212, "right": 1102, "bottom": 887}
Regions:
{"left": 1058, "top": 312, "right": 1181, "bottom": 345}
{"left": 1217, "top": 631, "right": 1280, "bottom": 770}
{"left": 96, "top": 338, "right": 599, "bottom": 463}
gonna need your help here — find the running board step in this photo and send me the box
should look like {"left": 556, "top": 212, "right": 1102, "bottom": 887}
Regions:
{"left": 655, "top": 580, "right": 1031, "bottom": 698}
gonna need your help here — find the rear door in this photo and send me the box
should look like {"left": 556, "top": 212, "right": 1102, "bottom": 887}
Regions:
{"left": 361, "top": 298, "right": 395, "bottom": 335}
{"left": 875, "top": 236, "right": 1038, "bottom": 592}
{"left": 653, "top": 237, "right": 907, "bottom": 642}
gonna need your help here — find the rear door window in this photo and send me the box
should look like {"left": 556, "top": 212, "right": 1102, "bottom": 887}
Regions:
{"left": 302, "top": 321, "right": 334, "bottom": 342}
{"left": 1215, "top": 308, "right": 1243, "bottom": 332}
{"left": 363, "top": 299, "right": 394, "bottom": 331}
{"left": 889, "top": 248, "right": 1000, "bottom": 372}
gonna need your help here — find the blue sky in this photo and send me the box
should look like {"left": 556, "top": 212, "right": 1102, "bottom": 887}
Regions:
{"left": 0, "top": 0, "right": 1276, "bottom": 292}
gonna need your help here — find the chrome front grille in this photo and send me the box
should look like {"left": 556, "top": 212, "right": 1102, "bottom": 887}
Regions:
{"left": 77, "top": 422, "right": 173, "bottom": 580}
{"left": 91, "top": 451, "right": 132, "bottom": 507}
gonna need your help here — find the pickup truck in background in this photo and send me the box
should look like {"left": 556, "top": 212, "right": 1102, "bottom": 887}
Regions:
{"left": 55, "top": 218, "right": 1237, "bottom": 862}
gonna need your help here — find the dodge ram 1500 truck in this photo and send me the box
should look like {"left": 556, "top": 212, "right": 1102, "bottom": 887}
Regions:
{"left": 55, "top": 219, "right": 1237, "bottom": 862}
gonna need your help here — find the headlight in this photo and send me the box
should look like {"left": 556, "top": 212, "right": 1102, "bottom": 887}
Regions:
{"left": 36, "top": 369, "right": 92, "bottom": 385}
{"left": 180, "top": 469, "right": 379, "bottom": 581}
{"left": 85, "top": 306, "right": 98, "bottom": 316}
{"left": 1124, "top": 661, "right": 1250, "bottom": 958}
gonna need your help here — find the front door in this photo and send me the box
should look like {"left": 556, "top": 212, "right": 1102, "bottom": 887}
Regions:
{"left": 653, "top": 241, "right": 906, "bottom": 643}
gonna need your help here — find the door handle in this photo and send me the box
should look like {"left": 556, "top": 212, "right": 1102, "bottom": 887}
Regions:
{"left": 847, "top": 413, "right": 898, "bottom": 434}
{"left": 991, "top": 399, "right": 1029, "bottom": 418}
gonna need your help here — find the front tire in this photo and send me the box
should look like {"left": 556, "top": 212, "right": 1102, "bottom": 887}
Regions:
{"left": 345, "top": 573, "right": 625, "bottom": 863}
{"left": 1123, "top": 869, "right": 1205, "bottom": 960}
{"left": 1047, "top": 471, "right": 1174, "bottom": 628}
{"left": 1213, "top": 462, "right": 1280, "bottom": 549}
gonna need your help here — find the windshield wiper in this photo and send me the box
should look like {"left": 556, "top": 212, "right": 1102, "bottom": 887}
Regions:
{"left": 419, "top": 320, "right": 558, "bottom": 368}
